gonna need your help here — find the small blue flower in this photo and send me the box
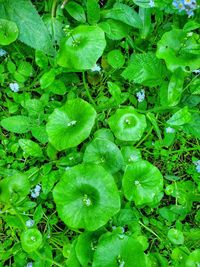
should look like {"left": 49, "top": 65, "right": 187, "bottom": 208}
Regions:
{"left": 166, "top": 127, "right": 175, "bottom": 134}
{"left": 172, "top": 0, "right": 197, "bottom": 16}
{"left": 0, "top": 49, "right": 7, "bottom": 57}
{"left": 194, "top": 160, "right": 200, "bottom": 173}
{"left": 9, "top": 82, "right": 19, "bottom": 92}
{"left": 136, "top": 89, "right": 145, "bottom": 102}
{"left": 26, "top": 219, "right": 35, "bottom": 228}
{"left": 149, "top": 0, "right": 155, "bottom": 7}
{"left": 30, "top": 184, "right": 41, "bottom": 198}
{"left": 196, "top": 165, "right": 200, "bottom": 173}
{"left": 91, "top": 63, "right": 101, "bottom": 72}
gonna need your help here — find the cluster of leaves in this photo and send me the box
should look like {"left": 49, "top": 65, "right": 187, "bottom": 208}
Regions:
{"left": 0, "top": 0, "right": 200, "bottom": 266}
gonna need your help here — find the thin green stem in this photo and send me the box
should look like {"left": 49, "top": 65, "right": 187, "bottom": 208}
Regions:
{"left": 139, "top": 221, "right": 162, "bottom": 241}
{"left": 82, "top": 72, "right": 96, "bottom": 107}
{"left": 168, "top": 146, "right": 200, "bottom": 154}
{"left": 51, "top": 0, "right": 57, "bottom": 18}
{"left": 35, "top": 250, "right": 63, "bottom": 267}
{"left": 136, "top": 126, "right": 153, "bottom": 148}
{"left": 12, "top": 206, "right": 27, "bottom": 229}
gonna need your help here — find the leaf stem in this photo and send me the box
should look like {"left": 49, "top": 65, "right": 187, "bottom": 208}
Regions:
{"left": 136, "top": 126, "right": 153, "bottom": 148}
{"left": 35, "top": 250, "right": 63, "bottom": 267}
{"left": 51, "top": 0, "right": 57, "bottom": 18}
{"left": 82, "top": 72, "right": 96, "bottom": 108}
{"left": 139, "top": 221, "right": 162, "bottom": 241}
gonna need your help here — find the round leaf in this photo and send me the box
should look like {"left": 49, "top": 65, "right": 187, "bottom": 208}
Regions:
{"left": 108, "top": 107, "right": 147, "bottom": 142}
{"left": 167, "top": 229, "right": 184, "bottom": 245}
{"left": 156, "top": 29, "right": 200, "bottom": 72}
{"left": 0, "top": 172, "right": 30, "bottom": 204}
{"left": 93, "top": 231, "right": 148, "bottom": 267}
{"left": 53, "top": 164, "right": 120, "bottom": 231}
{"left": 83, "top": 138, "right": 124, "bottom": 174}
{"left": 57, "top": 25, "right": 106, "bottom": 70}
{"left": 75, "top": 231, "right": 102, "bottom": 266}
{"left": 20, "top": 229, "right": 42, "bottom": 252}
{"left": 185, "top": 249, "right": 200, "bottom": 267}
{"left": 122, "top": 160, "right": 163, "bottom": 206}
{"left": 107, "top": 49, "right": 125, "bottom": 69}
{"left": 0, "top": 19, "right": 18, "bottom": 45}
{"left": 46, "top": 98, "right": 96, "bottom": 151}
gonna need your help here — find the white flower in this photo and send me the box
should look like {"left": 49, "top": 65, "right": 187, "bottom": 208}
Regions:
{"left": 149, "top": 0, "right": 155, "bottom": 7}
{"left": 9, "top": 82, "right": 19, "bottom": 93}
{"left": 119, "top": 261, "right": 125, "bottom": 267}
{"left": 26, "top": 219, "right": 35, "bottom": 228}
{"left": 91, "top": 63, "right": 101, "bottom": 72}
{"left": 0, "top": 49, "right": 7, "bottom": 57}
{"left": 30, "top": 184, "right": 41, "bottom": 198}
{"left": 165, "top": 127, "right": 175, "bottom": 134}
{"left": 67, "top": 120, "right": 77, "bottom": 127}
{"left": 192, "top": 69, "right": 200, "bottom": 74}
{"left": 187, "top": 32, "right": 193, "bottom": 37}
{"left": 128, "top": 155, "right": 138, "bottom": 162}
{"left": 26, "top": 263, "right": 33, "bottom": 267}
{"left": 136, "top": 89, "right": 145, "bottom": 102}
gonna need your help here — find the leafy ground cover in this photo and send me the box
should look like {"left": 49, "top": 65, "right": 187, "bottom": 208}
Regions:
{"left": 0, "top": 0, "right": 200, "bottom": 266}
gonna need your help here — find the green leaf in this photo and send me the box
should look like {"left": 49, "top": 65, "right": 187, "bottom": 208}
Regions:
{"left": 35, "top": 50, "right": 48, "bottom": 69}
{"left": 93, "top": 230, "right": 148, "bottom": 267}
{"left": 139, "top": 7, "right": 152, "bottom": 39}
{"left": 107, "top": 82, "right": 121, "bottom": 103}
{"left": 18, "top": 61, "right": 33, "bottom": 77}
{"left": 182, "top": 113, "right": 200, "bottom": 139}
{"left": 93, "top": 128, "right": 114, "bottom": 142}
{"left": 122, "top": 52, "right": 165, "bottom": 87}
{"left": 76, "top": 231, "right": 102, "bottom": 266}
{"left": 99, "top": 19, "right": 130, "bottom": 40}
{"left": 167, "top": 106, "right": 192, "bottom": 126}
{"left": 167, "top": 68, "right": 185, "bottom": 106}
{"left": 167, "top": 229, "right": 184, "bottom": 245}
{"left": 108, "top": 107, "right": 147, "bottom": 142}
{"left": 103, "top": 3, "right": 142, "bottom": 29}
{"left": 47, "top": 80, "right": 67, "bottom": 95}
{"left": 18, "top": 139, "right": 43, "bottom": 158}
{"left": 46, "top": 98, "right": 96, "bottom": 151}
{"left": 20, "top": 229, "right": 43, "bottom": 252}
{"left": 24, "top": 99, "right": 44, "bottom": 117}
{"left": 156, "top": 29, "right": 200, "bottom": 72}
{"left": 57, "top": 25, "right": 106, "bottom": 70}
{"left": 147, "top": 112, "right": 162, "bottom": 140}
{"left": 40, "top": 69, "right": 55, "bottom": 89}
{"left": 190, "top": 78, "right": 200, "bottom": 95}
{"left": 2, "top": 0, "right": 54, "bottom": 55}
{"left": 121, "top": 146, "right": 142, "bottom": 166}
{"left": 86, "top": 0, "right": 100, "bottom": 25}
{"left": 107, "top": 49, "right": 125, "bottom": 69}
{"left": 0, "top": 172, "right": 30, "bottom": 204}
{"left": 65, "top": 2, "right": 86, "bottom": 23}
{"left": 0, "top": 19, "right": 18, "bottom": 45}
{"left": 1, "top": 116, "right": 32, "bottom": 133}
{"left": 83, "top": 138, "right": 124, "bottom": 174}
{"left": 42, "top": 171, "right": 59, "bottom": 195}
{"left": 53, "top": 164, "right": 120, "bottom": 231}
{"left": 31, "top": 126, "right": 48, "bottom": 144}
{"left": 122, "top": 160, "right": 163, "bottom": 206}
{"left": 185, "top": 249, "right": 200, "bottom": 267}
